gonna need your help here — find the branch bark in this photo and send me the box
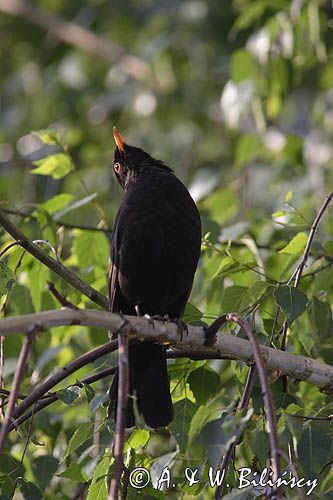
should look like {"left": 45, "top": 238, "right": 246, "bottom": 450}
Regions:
{"left": 0, "top": 210, "right": 109, "bottom": 310}
{"left": 109, "top": 324, "right": 130, "bottom": 500}
{"left": 206, "top": 314, "right": 279, "bottom": 497}
{"left": 0, "top": 308, "right": 332, "bottom": 393}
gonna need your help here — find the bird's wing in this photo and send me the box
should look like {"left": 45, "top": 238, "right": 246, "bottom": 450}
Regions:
{"left": 108, "top": 212, "right": 122, "bottom": 313}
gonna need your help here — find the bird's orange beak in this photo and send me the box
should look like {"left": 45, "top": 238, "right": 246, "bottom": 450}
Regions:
{"left": 113, "top": 127, "right": 125, "bottom": 153}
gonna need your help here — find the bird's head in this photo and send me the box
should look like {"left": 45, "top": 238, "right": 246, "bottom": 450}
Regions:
{"left": 112, "top": 127, "right": 173, "bottom": 190}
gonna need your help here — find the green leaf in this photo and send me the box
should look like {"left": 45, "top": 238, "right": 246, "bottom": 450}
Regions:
{"left": 128, "top": 429, "right": 150, "bottom": 449}
{"left": 211, "top": 256, "right": 239, "bottom": 280}
{"left": 308, "top": 297, "right": 332, "bottom": 336}
{"left": 298, "top": 319, "right": 316, "bottom": 355}
{"left": 188, "top": 365, "right": 221, "bottom": 405}
{"left": 183, "top": 302, "right": 202, "bottom": 323}
{"left": 57, "top": 386, "right": 81, "bottom": 405}
{"left": 262, "top": 318, "right": 275, "bottom": 336}
{"left": 235, "top": 134, "right": 261, "bottom": 169}
{"left": 241, "top": 281, "right": 273, "bottom": 310}
{"left": 31, "top": 153, "right": 73, "bottom": 179}
{"left": 33, "top": 128, "right": 61, "bottom": 145}
{"left": 279, "top": 232, "right": 307, "bottom": 255}
{"left": 0, "top": 474, "right": 17, "bottom": 498}
{"left": 169, "top": 399, "right": 198, "bottom": 451}
{"left": 83, "top": 382, "right": 95, "bottom": 403}
{"left": 188, "top": 404, "right": 219, "bottom": 446}
{"left": 32, "top": 456, "right": 58, "bottom": 491}
{"left": 64, "top": 422, "right": 95, "bottom": 458}
{"left": 285, "top": 191, "right": 293, "bottom": 203}
{"left": 202, "top": 413, "right": 251, "bottom": 468}
{"left": 29, "top": 261, "right": 49, "bottom": 312}
{"left": 10, "top": 284, "right": 34, "bottom": 315}
{"left": 0, "top": 452, "right": 22, "bottom": 477}
{"left": 272, "top": 211, "right": 288, "bottom": 218}
{"left": 54, "top": 193, "right": 98, "bottom": 220}
{"left": 250, "top": 430, "right": 269, "bottom": 466}
{"left": 231, "top": 49, "right": 256, "bottom": 83}
{"left": 231, "top": 1, "right": 269, "bottom": 35}
{"left": 19, "top": 480, "right": 43, "bottom": 500}
{"left": 282, "top": 134, "right": 303, "bottom": 164}
{"left": 298, "top": 427, "right": 331, "bottom": 477}
{"left": 151, "top": 451, "right": 178, "bottom": 489}
{"left": 87, "top": 453, "right": 111, "bottom": 500}
{"left": 0, "top": 262, "right": 16, "bottom": 297}
{"left": 221, "top": 286, "right": 249, "bottom": 313}
{"left": 40, "top": 193, "right": 73, "bottom": 214}
{"left": 89, "top": 394, "right": 107, "bottom": 415}
{"left": 274, "top": 286, "right": 308, "bottom": 324}
{"left": 57, "top": 462, "right": 87, "bottom": 482}
{"left": 73, "top": 231, "right": 109, "bottom": 269}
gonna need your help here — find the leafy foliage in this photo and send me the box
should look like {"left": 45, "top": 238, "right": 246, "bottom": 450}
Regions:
{"left": 0, "top": 0, "right": 332, "bottom": 499}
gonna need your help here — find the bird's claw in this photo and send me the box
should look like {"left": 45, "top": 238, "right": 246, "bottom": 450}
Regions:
{"left": 144, "top": 313, "right": 156, "bottom": 329}
{"left": 169, "top": 318, "right": 188, "bottom": 342}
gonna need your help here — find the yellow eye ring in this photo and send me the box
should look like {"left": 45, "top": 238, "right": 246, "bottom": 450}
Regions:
{"left": 114, "top": 162, "right": 121, "bottom": 173}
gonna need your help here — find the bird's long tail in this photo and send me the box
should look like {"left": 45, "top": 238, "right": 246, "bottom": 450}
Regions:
{"left": 108, "top": 341, "right": 173, "bottom": 428}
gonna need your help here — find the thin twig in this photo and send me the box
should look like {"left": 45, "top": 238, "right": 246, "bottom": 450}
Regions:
{"left": 20, "top": 403, "right": 36, "bottom": 464}
{"left": 281, "top": 190, "right": 333, "bottom": 350}
{"left": 228, "top": 314, "right": 280, "bottom": 485}
{"left": 47, "top": 281, "right": 79, "bottom": 310}
{"left": 0, "top": 241, "right": 23, "bottom": 258}
{"left": 0, "top": 327, "right": 36, "bottom": 453}
{"left": 0, "top": 208, "right": 112, "bottom": 233}
{"left": 109, "top": 323, "right": 130, "bottom": 500}
{"left": 10, "top": 366, "right": 116, "bottom": 432}
{"left": 0, "top": 336, "right": 4, "bottom": 418}
{"left": 214, "top": 365, "right": 258, "bottom": 498}
{"left": 0, "top": 210, "right": 109, "bottom": 310}
{"left": 32, "top": 239, "right": 59, "bottom": 262}
{"left": 277, "top": 449, "right": 307, "bottom": 500}
{"left": 205, "top": 314, "right": 280, "bottom": 496}
{"left": 10, "top": 339, "right": 118, "bottom": 425}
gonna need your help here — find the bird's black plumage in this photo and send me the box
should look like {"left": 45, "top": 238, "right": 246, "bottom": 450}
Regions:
{"left": 109, "top": 129, "right": 201, "bottom": 428}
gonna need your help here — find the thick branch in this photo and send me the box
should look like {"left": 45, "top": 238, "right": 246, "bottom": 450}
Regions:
{"left": 0, "top": 210, "right": 108, "bottom": 310}
{"left": 0, "top": 308, "right": 332, "bottom": 393}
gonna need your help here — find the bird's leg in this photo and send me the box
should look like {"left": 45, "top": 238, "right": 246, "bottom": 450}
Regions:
{"left": 135, "top": 304, "right": 141, "bottom": 317}
{"left": 135, "top": 304, "right": 157, "bottom": 328}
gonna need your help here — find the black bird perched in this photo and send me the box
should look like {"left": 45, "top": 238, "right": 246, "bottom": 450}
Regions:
{"left": 108, "top": 127, "right": 201, "bottom": 428}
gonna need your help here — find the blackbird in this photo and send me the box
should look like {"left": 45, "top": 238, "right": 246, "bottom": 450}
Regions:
{"left": 108, "top": 127, "right": 201, "bottom": 428}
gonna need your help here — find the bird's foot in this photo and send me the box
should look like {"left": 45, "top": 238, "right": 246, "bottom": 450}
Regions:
{"left": 143, "top": 314, "right": 171, "bottom": 329}
{"left": 144, "top": 313, "right": 156, "bottom": 329}
{"left": 169, "top": 318, "right": 188, "bottom": 342}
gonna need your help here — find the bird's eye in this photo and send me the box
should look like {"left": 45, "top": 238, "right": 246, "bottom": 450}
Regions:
{"left": 114, "top": 162, "right": 122, "bottom": 173}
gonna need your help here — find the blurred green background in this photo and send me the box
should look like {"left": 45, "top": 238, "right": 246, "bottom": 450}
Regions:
{"left": 1, "top": 0, "right": 332, "bottom": 225}
{"left": 1, "top": 1, "right": 333, "bottom": 498}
